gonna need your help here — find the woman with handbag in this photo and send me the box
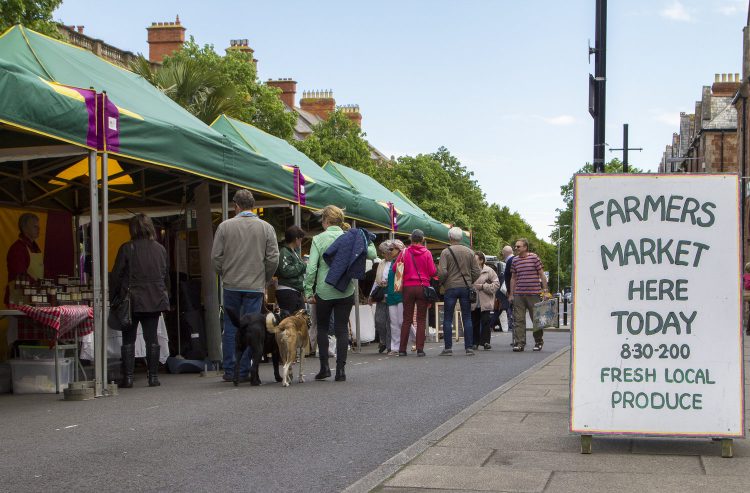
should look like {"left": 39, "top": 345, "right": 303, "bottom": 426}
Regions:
{"left": 385, "top": 239, "right": 411, "bottom": 356}
{"left": 111, "top": 213, "right": 170, "bottom": 388}
{"left": 369, "top": 241, "right": 392, "bottom": 353}
{"left": 395, "top": 229, "right": 436, "bottom": 357}
{"left": 470, "top": 251, "right": 500, "bottom": 350}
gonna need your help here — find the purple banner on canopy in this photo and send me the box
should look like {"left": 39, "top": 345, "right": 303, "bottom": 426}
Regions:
{"left": 96, "top": 93, "right": 120, "bottom": 152}
{"left": 69, "top": 87, "right": 97, "bottom": 149}
{"left": 388, "top": 202, "right": 398, "bottom": 232}
{"left": 293, "top": 166, "right": 306, "bottom": 206}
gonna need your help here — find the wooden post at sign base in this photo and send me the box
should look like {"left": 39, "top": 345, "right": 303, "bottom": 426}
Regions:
{"left": 581, "top": 435, "right": 592, "bottom": 454}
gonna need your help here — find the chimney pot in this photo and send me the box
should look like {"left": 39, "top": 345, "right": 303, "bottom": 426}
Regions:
{"left": 147, "top": 17, "right": 187, "bottom": 63}
{"left": 266, "top": 78, "right": 297, "bottom": 107}
{"left": 715, "top": 74, "right": 721, "bottom": 82}
{"left": 736, "top": 73, "right": 741, "bottom": 82}
{"left": 77, "top": 25, "right": 84, "bottom": 33}
{"left": 176, "top": 15, "right": 180, "bottom": 24}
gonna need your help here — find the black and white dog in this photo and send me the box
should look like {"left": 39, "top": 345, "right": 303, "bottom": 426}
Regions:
{"left": 224, "top": 307, "right": 290, "bottom": 386}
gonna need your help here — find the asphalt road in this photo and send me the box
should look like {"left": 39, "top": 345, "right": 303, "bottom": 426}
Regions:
{"left": 0, "top": 331, "right": 569, "bottom": 492}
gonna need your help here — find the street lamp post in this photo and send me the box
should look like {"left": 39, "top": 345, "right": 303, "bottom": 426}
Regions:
{"left": 549, "top": 224, "right": 571, "bottom": 294}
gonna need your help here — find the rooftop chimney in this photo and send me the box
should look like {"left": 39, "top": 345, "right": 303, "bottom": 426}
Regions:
{"left": 338, "top": 104, "right": 362, "bottom": 127}
{"left": 267, "top": 78, "right": 297, "bottom": 108}
{"left": 300, "top": 90, "right": 336, "bottom": 119}
{"left": 76, "top": 25, "right": 84, "bottom": 34}
{"left": 712, "top": 72, "right": 741, "bottom": 97}
{"left": 146, "top": 15, "right": 186, "bottom": 64}
{"left": 226, "top": 39, "right": 258, "bottom": 64}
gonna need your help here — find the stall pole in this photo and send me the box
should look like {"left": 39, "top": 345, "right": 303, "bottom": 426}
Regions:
{"left": 352, "top": 220, "right": 361, "bottom": 353}
{"left": 101, "top": 152, "right": 110, "bottom": 389}
{"left": 176, "top": 186, "right": 187, "bottom": 357}
{"left": 220, "top": 182, "right": 228, "bottom": 311}
{"left": 294, "top": 204, "right": 302, "bottom": 228}
{"left": 88, "top": 150, "right": 104, "bottom": 397}
{"left": 73, "top": 193, "right": 80, "bottom": 382}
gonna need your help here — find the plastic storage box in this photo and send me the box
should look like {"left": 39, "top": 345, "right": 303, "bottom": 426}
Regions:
{"left": 18, "top": 345, "right": 73, "bottom": 360}
{"left": 9, "top": 358, "right": 74, "bottom": 394}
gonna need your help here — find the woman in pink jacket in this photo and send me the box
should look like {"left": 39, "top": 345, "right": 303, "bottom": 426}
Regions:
{"left": 394, "top": 229, "right": 437, "bottom": 356}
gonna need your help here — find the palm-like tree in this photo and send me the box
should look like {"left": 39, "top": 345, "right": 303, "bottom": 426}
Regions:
{"left": 130, "top": 56, "right": 244, "bottom": 124}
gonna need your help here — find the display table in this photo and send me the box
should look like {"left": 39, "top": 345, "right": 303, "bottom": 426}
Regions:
{"left": 7, "top": 304, "right": 94, "bottom": 341}
{"left": 2, "top": 305, "right": 94, "bottom": 393}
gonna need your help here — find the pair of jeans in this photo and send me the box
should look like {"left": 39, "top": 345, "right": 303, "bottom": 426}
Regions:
{"left": 315, "top": 295, "right": 354, "bottom": 368}
{"left": 401, "top": 285, "right": 429, "bottom": 352}
{"left": 122, "top": 312, "right": 160, "bottom": 346}
{"left": 222, "top": 290, "right": 264, "bottom": 377}
{"left": 443, "top": 287, "right": 473, "bottom": 349}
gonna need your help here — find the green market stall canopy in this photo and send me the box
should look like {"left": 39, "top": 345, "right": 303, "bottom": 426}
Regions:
{"left": 322, "top": 161, "right": 467, "bottom": 245}
{"left": 211, "top": 115, "right": 392, "bottom": 229}
{"left": 0, "top": 25, "right": 300, "bottom": 206}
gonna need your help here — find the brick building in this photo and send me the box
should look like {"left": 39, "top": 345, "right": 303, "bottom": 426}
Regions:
{"left": 264, "top": 81, "right": 386, "bottom": 158}
{"left": 734, "top": 12, "right": 750, "bottom": 262}
{"left": 660, "top": 74, "right": 740, "bottom": 174}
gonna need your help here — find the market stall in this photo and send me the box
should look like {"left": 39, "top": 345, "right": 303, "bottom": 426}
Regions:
{"left": 0, "top": 25, "right": 318, "bottom": 395}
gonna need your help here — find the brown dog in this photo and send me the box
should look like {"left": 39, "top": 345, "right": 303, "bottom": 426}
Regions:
{"left": 265, "top": 309, "right": 311, "bottom": 387}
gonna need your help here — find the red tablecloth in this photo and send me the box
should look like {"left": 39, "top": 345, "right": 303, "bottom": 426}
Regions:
{"left": 9, "top": 304, "right": 94, "bottom": 342}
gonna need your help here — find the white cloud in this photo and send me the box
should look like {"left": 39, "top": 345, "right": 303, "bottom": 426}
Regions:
{"left": 717, "top": 1, "right": 744, "bottom": 16}
{"left": 540, "top": 115, "right": 576, "bottom": 126}
{"left": 661, "top": 1, "right": 693, "bottom": 22}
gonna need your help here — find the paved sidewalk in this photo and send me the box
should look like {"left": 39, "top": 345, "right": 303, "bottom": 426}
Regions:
{"left": 347, "top": 340, "right": 750, "bottom": 493}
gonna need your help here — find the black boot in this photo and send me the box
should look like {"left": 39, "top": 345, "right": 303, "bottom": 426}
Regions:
{"left": 119, "top": 344, "right": 135, "bottom": 388}
{"left": 146, "top": 343, "right": 161, "bottom": 387}
{"left": 335, "top": 365, "right": 346, "bottom": 382}
{"left": 315, "top": 359, "right": 331, "bottom": 380}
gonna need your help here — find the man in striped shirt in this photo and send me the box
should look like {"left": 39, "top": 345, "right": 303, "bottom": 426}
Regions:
{"left": 508, "top": 238, "right": 549, "bottom": 352}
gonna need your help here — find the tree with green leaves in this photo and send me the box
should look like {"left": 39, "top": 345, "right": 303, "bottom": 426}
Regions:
{"left": 131, "top": 38, "right": 295, "bottom": 137}
{"left": 551, "top": 159, "right": 644, "bottom": 291}
{"left": 291, "top": 110, "right": 555, "bottom": 260}
{"left": 293, "top": 109, "right": 374, "bottom": 169}
{"left": 0, "top": 0, "right": 62, "bottom": 38}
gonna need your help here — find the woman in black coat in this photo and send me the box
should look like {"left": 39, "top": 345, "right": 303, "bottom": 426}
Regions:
{"left": 111, "top": 213, "right": 170, "bottom": 388}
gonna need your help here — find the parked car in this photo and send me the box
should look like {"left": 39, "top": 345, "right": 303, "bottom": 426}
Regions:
{"left": 485, "top": 255, "right": 503, "bottom": 276}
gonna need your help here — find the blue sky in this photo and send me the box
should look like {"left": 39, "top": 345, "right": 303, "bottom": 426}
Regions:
{"left": 54, "top": 0, "right": 747, "bottom": 243}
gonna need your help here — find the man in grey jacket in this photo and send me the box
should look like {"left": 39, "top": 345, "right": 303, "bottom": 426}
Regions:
{"left": 212, "top": 189, "right": 279, "bottom": 381}
{"left": 438, "top": 227, "right": 481, "bottom": 355}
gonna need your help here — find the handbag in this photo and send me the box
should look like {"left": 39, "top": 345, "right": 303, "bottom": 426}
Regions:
{"left": 532, "top": 298, "right": 557, "bottom": 331}
{"left": 370, "top": 285, "right": 386, "bottom": 302}
{"left": 108, "top": 244, "right": 134, "bottom": 331}
{"left": 447, "top": 247, "right": 477, "bottom": 304}
{"left": 409, "top": 249, "right": 438, "bottom": 302}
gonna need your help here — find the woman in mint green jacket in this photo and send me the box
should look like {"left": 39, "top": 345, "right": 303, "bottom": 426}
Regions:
{"left": 304, "top": 205, "right": 376, "bottom": 382}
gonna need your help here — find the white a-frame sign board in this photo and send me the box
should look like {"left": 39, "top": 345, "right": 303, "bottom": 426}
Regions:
{"left": 570, "top": 174, "right": 744, "bottom": 438}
